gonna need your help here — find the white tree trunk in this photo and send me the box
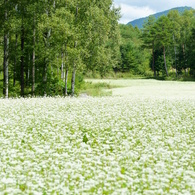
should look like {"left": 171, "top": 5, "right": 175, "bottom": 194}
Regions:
{"left": 163, "top": 46, "right": 169, "bottom": 76}
{"left": 71, "top": 69, "right": 76, "bottom": 96}
{"left": 32, "top": 17, "right": 36, "bottom": 96}
{"left": 4, "top": 32, "right": 9, "bottom": 98}
{"left": 4, "top": 1, "right": 9, "bottom": 99}
{"left": 65, "top": 69, "right": 68, "bottom": 96}
{"left": 61, "top": 52, "right": 64, "bottom": 79}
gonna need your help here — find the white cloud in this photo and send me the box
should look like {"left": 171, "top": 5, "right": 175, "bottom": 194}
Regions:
{"left": 114, "top": 0, "right": 195, "bottom": 24}
{"left": 117, "top": 4, "right": 156, "bottom": 24}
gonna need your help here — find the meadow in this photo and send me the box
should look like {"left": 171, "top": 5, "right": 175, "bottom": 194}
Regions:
{"left": 0, "top": 79, "right": 195, "bottom": 194}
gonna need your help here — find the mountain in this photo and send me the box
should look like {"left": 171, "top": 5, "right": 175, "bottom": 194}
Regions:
{"left": 127, "top": 6, "right": 193, "bottom": 28}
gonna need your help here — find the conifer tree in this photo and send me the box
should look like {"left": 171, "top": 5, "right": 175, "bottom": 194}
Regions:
{"left": 154, "top": 16, "right": 172, "bottom": 76}
{"left": 142, "top": 16, "right": 156, "bottom": 77}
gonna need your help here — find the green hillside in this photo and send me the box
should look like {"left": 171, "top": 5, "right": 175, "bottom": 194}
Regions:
{"left": 128, "top": 6, "right": 193, "bottom": 28}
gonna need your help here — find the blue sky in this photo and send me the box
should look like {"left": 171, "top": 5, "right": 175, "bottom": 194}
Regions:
{"left": 113, "top": 0, "right": 195, "bottom": 24}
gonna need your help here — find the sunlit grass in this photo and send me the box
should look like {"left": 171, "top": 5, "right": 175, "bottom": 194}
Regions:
{"left": 86, "top": 79, "right": 195, "bottom": 99}
{"left": 0, "top": 79, "right": 195, "bottom": 194}
{"left": 79, "top": 81, "right": 114, "bottom": 97}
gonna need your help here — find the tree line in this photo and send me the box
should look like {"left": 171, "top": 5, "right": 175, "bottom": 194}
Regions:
{"left": 117, "top": 10, "right": 195, "bottom": 78}
{"left": 0, "top": 3, "right": 194, "bottom": 98}
{"left": 142, "top": 10, "right": 195, "bottom": 77}
{"left": 0, "top": 0, "right": 120, "bottom": 98}
{"left": 118, "top": 9, "right": 195, "bottom": 78}
{"left": 142, "top": 9, "right": 195, "bottom": 77}
{"left": 117, "top": 25, "right": 151, "bottom": 76}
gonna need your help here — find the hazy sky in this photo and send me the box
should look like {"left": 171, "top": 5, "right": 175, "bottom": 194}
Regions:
{"left": 113, "top": 0, "right": 195, "bottom": 24}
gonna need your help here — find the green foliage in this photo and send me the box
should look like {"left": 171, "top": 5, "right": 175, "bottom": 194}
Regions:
{"left": 80, "top": 81, "right": 113, "bottom": 97}
{"left": 118, "top": 24, "right": 151, "bottom": 75}
{"left": 83, "top": 134, "right": 88, "bottom": 144}
{"left": 0, "top": 0, "right": 121, "bottom": 97}
{"left": 0, "top": 2, "right": 194, "bottom": 98}
{"left": 128, "top": 6, "right": 192, "bottom": 28}
{"left": 34, "top": 73, "right": 84, "bottom": 97}
{"left": 0, "top": 73, "right": 3, "bottom": 97}
{"left": 141, "top": 9, "right": 195, "bottom": 79}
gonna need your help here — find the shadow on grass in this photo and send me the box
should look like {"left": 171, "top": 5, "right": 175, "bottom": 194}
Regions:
{"left": 80, "top": 81, "right": 115, "bottom": 97}
{"left": 143, "top": 76, "right": 195, "bottom": 82}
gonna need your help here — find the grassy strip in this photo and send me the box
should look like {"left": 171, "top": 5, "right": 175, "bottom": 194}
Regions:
{"left": 79, "top": 81, "right": 118, "bottom": 97}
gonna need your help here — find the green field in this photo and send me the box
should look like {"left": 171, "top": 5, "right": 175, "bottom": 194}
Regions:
{"left": 0, "top": 79, "right": 195, "bottom": 194}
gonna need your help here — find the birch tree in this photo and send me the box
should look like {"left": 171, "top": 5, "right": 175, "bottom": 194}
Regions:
{"left": 3, "top": 0, "right": 9, "bottom": 98}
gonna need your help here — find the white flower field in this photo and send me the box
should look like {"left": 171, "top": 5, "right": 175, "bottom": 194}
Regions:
{"left": 0, "top": 79, "right": 195, "bottom": 194}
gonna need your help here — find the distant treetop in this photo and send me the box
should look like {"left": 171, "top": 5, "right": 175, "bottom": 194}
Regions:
{"left": 127, "top": 6, "right": 193, "bottom": 28}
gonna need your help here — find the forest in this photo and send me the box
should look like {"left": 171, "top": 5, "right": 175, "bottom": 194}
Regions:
{"left": 0, "top": 0, "right": 195, "bottom": 98}
{"left": 119, "top": 9, "right": 195, "bottom": 78}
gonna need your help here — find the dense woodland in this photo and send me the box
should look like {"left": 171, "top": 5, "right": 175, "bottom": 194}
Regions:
{"left": 0, "top": 0, "right": 121, "bottom": 97}
{"left": 119, "top": 9, "right": 195, "bottom": 78}
{"left": 0, "top": 1, "right": 194, "bottom": 98}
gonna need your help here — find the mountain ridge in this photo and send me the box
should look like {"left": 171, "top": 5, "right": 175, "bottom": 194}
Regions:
{"left": 127, "top": 6, "right": 193, "bottom": 28}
